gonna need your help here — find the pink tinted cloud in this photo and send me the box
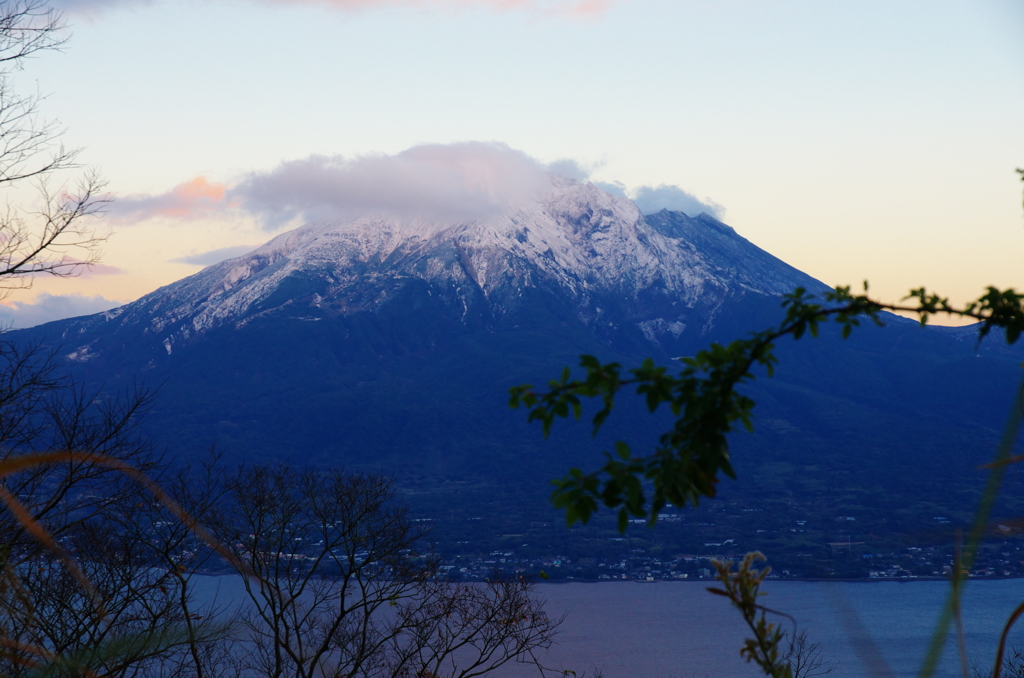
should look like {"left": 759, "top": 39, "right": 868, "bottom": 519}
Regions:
{"left": 107, "top": 177, "right": 233, "bottom": 223}
{"left": 37, "top": 258, "right": 124, "bottom": 278}
{"left": 295, "top": 0, "right": 616, "bottom": 14}
{"left": 20, "top": 257, "right": 122, "bottom": 279}
{"left": 559, "top": 0, "right": 611, "bottom": 16}
{"left": 73, "top": 261, "right": 125, "bottom": 278}
{"left": 52, "top": 0, "right": 615, "bottom": 17}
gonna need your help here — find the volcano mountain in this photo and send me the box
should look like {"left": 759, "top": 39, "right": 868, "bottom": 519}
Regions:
{"left": 12, "top": 177, "right": 1023, "bottom": 563}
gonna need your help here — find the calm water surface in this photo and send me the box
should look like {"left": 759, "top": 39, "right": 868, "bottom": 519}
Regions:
{"left": 191, "top": 576, "right": 1024, "bottom": 678}
{"left": 523, "top": 579, "right": 1024, "bottom": 678}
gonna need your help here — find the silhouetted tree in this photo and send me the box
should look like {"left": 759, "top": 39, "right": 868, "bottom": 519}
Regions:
{"left": 0, "top": 0, "right": 107, "bottom": 294}
{"left": 215, "top": 464, "right": 560, "bottom": 678}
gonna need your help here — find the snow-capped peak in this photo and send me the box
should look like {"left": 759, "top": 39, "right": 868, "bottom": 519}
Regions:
{"left": 79, "top": 177, "right": 821, "bottom": 351}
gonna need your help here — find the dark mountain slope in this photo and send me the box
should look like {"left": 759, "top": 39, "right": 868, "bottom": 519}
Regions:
{"left": 10, "top": 178, "right": 1022, "bottom": 564}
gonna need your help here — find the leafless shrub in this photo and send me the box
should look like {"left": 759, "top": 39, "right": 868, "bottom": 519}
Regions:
{"left": 215, "top": 464, "right": 560, "bottom": 678}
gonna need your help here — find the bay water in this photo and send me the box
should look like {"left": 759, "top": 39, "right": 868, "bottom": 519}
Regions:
{"left": 191, "top": 575, "right": 1024, "bottom": 677}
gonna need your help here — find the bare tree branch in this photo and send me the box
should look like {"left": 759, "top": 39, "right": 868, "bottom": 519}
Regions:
{"left": 0, "top": 1, "right": 109, "bottom": 300}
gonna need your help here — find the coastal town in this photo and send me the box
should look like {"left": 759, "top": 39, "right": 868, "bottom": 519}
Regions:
{"left": 436, "top": 541, "right": 1024, "bottom": 582}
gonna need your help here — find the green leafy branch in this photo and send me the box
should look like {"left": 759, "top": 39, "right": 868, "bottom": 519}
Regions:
{"left": 510, "top": 284, "right": 1024, "bottom": 530}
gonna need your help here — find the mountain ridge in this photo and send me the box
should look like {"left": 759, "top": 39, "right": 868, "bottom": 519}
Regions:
{"left": 51, "top": 177, "right": 824, "bottom": 364}
{"left": 10, "top": 178, "right": 1022, "bottom": 572}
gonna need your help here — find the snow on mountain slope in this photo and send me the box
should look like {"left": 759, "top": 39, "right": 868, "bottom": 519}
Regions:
{"left": 57, "top": 176, "right": 823, "bottom": 356}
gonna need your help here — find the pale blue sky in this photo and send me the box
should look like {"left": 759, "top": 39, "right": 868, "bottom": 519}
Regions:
{"left": 5, "top": 0, "right": 1022, "bottom": 326}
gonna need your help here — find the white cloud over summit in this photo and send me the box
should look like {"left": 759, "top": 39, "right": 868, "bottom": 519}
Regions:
{"left": 631, "top": 185, "right": 724, "bottom": 218}
{"left": 544, "top": 158, "right": 724, "bottom": 218}
{"left": 233, "top": 142, "right": 550, "bottom": 229}
{"left": 109, "top": 142, "right": 724, "bottom": 230}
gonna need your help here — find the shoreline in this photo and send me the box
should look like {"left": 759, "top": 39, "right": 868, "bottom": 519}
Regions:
{"left": 526, "top": 574, "right": 1024, "bottom": 584}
